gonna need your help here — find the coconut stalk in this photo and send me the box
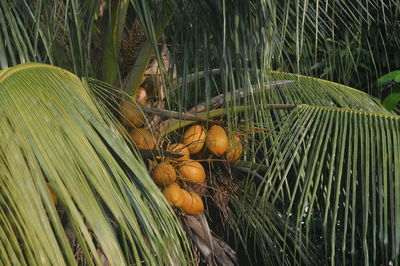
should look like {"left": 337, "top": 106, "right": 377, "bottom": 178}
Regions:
{"left": 156, "top": 80, "right": 295, "bottom": 135}
{"left": 233, "top": 160, "right": 269, "bottom": 173}
{"left": 158, "top": 104, "right": 297, "bottom": 136}
{"left": 140, "top": 105, "right": 216, "bottom": 123}
{"left": 137, "top": 149, "right": 185, "bottom": 159}
{"left": 172, "top": 69, "right": 222, "bottom": 89}
{"left": 188, "top": 80, "right": 295, "bottom": 113}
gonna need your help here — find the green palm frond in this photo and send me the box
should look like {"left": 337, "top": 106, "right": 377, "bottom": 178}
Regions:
{"left": 229, "top": 73, "right": 392, "bottom": 173}
{"left": 249, "top": 103, "right": 400, "bottom": 265}
{"left": 3, "top": 0, "right": 399, "bottom": 96}
{"left": 194, "top": 72, "right": 400, "bottom": 265}
{"left": 265, "top": 72, "right": 388, "bottom": 112}
{"left": 0, "top": 0, "right": 100, "bottom": 75}
{"left": 225, "top": 182, "right": 320, "bottom": 265}
{"left": 0, "top": 63, "right": 191, "bottom": 265}
{"left": 0, "top": 1, "right": 49, "bottom": 67}
{"left": 165, "top": 0, "right": 399, "bottom": 105}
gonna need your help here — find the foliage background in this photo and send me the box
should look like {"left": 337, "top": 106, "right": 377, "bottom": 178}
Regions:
{"left": 1, "top": 1, "right": 399, "bottom": 95}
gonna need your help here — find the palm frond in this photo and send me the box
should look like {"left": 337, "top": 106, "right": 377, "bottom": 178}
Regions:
{"left": 190, "top": 72, "right": 400, "bottom": 264}
{"left": 0, "top": 0, "right": 99, "bottom": 75}
{"left": 265, "top": 71, "right": 388, "bottom": 112}
{"left": 252, "top": 103, "right": 400, "bottom": 265}
{"left": 0, "top": 0, "right": 49, "bottom": 68}
{"left": 225, "top": 182, "right": 321, "bottom": 265}
{"left": 0, "top": 63, "right": 191, "bottom": 265}
{"left": 164, "top": 0, "right": 400, "bottom": 107}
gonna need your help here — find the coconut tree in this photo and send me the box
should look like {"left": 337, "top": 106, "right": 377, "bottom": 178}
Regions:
{"left": 1, "top": 0, "right": 400, "bottom": 265}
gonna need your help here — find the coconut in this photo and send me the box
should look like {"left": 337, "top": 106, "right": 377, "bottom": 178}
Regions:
{"left": 206, "top": 125, "right": 229, "bottom": 156}
{"left": 226, "top": 133, "right": 243, "bottom": 163}
{"left": 151, "top": 162, "right": 176, "bottom": 185}
{"left": 130, "top": 128, "right": 157, "bottom": 150}
{"left": 180, "top": 190, "right": 204, "bottom": 215}
{"left": 120, "top": 100, "right": 145, "bottom": 127}
{"left": 167, "top": 143, "right": 190, "bottom": 161}
{"left": 162, "top": 183, "right": 184, "bottom": 207}
{"left": 178, "top": 160, "right": 206, "bottom": 183}
{"left": 182, "top": 125, "right": 206, "bottom": 154}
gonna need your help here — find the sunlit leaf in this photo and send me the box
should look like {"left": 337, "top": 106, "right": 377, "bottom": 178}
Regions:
{"left": 377, "top": 70, "right": 400, "bottom": 87}
{"left": 382, "top": 93, "right": 400, "bottom": 111}
{"left": 0, "top": 63, "right": 191, "bottom": 265}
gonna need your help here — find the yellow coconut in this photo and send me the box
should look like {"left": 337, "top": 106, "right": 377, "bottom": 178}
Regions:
{"left": 130, "top": 128, "right": 157, "bottom": 150}
{"left": 120, "top": 100, "right": 145, "bottom": 127}
{"left": 226, "top": 133, "right": 243, "bottom": 163}
{"left": 178, "top": 160, "right": 206, "bottom": 183}
{"left": 206, "top": 125, "right": 229, "bottom": 156}
{"left": 151, "top": 162, "right": 176, "bottom": 185}
{"left": 162, "top": 183, "right": 184, "bottom": 208}
{"left": 167, "top": 143, "right": 190, "bottom": 161}
{"left": 182, "top": 125, "right": 206, "bottom": 154}
{"left": 180, "top": 190, "right": 204, "bottom": 215}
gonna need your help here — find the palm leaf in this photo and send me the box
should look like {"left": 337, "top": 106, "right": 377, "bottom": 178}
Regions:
{"left": 197, "top": 73, "right": 400, "bottom": 264}
{"left": 0, "top": 0, "right": 48, "bottom": 67}
{"left": 265, "top": 72, "right": 387, "bottom": 112}
{"left": 251, "top": 102, "right": 400, "bottom": 265}
{"left": 224, "top": 181, "right": 321, "bottom": 265}
{"left": 0, "top": 63, "right": 191, "bottom": 265}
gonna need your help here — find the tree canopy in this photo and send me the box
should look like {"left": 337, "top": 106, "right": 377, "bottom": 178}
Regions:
{"left": 0, "top": 0, "right": 399, "bottom": 265}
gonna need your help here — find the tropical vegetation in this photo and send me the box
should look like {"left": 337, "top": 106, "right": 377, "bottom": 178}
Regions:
{"left": 1, "top": 0, "right": 400, "bottom": 265}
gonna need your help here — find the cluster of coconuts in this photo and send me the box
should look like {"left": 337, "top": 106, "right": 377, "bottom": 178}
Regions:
{"left": 151, "top": 124, "right": 243, "bottom": 216}
{"left": 151, "top": 125, "right": 207, "bottom": 215}
{"left": 118, "top": 95, "right": 243, "bottom": 216}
